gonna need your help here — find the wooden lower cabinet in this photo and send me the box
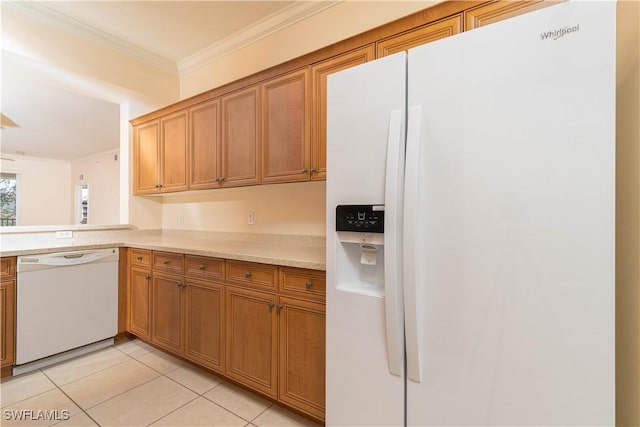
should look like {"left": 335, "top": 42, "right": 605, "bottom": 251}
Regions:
{"left": 129, "top": 268, "right": 152, "bottom": 340}
{"left": 225, "top": 285, "right": 278, "bottom": 398}
{"left": 184, "top": 278, "right": 225, "bottom": 374}
{"left": 151, "top": 272, "right": 184, "bottom": 354}
{"left": 278, "top": 296, "right": 326, "bottom": 421}
{"left": 1, "top": 279, "right": 15, "bottom": 371}
{"left": 127, "top": 253, "right": 326, "bottom": 422}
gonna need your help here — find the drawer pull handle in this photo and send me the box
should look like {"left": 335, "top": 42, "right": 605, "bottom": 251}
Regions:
{"left": 199, "top": 264, "right": 205, "bottom": 270}
{"left": 245, "top": 271, "right": 252, "bottom": 279}
{"left": 163, "top": 260, "right": 171, "bottom": 265}
{"left": 268, "top": 301, "right": 275, "bottom": 311}
{"left": 305, "top": 280, "right": 313, "bottom": 289}
{"left": 136, "top": 256, "right": 143, "bottom": 261}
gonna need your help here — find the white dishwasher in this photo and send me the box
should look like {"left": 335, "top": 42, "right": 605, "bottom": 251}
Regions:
{"left": 16, "top": 248, "right": 118, "bottom": 374}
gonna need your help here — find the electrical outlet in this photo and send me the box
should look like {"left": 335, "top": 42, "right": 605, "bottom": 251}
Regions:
{"left": 248, "top": 211, "right": 254, "bottom": 225}
{"left": 56, "top": 231, "right": 73, "bottom": 239}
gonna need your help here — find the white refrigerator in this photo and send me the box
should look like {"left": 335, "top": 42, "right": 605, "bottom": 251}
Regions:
{"left": 326, "top": 1, "right": 615, "bottom": 426}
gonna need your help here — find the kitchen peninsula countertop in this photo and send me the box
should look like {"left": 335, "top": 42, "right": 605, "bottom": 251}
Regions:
{"left": 0, "top": 228, "right": 326, "bottom": 270}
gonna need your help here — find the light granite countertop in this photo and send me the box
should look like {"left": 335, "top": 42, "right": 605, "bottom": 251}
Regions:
{"left": 0, "top": 229, "right": 326, "bottom": 270}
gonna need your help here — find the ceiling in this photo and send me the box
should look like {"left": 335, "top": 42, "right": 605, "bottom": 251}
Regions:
{"left": 0, "top": 1, "right": 307, "bottom": 161}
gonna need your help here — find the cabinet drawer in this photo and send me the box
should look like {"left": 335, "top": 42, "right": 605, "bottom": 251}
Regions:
{"left": 152, "top": 251, "right": 184, "bottom": 274}
{"left": 279, "top": 267, "right": 325, "bottom": 301}
{"left": 185, "top": 255, "right": 224, "bottom": 282}
{"left": 226, "top": 261, "right": 277, "bottom": 291}
{"left": 0, "top": 257, "right": 16, "bottom": 279}
{"left": 130, "top": 249, "right": 151, "bottom": 268}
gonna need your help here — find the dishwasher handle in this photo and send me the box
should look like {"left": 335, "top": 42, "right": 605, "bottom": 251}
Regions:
{"left": 18, "top": 248, "right": 119, "bottom": 272}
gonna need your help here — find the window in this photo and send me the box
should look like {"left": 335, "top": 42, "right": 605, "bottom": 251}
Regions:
{"left": 0, "top": 173, "right": 17, "bottom": 226}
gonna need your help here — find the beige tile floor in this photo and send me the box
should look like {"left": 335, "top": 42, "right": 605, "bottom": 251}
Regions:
{"left": 0, "top": 340, "right": 322, "bottom": 427}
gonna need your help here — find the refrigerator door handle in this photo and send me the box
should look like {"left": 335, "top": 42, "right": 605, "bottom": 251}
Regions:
{"left": 384, "top": 109, "right": 405, "bottom": 377}
{"left": 404, "top": 105, "right": 423, "bottom": 383}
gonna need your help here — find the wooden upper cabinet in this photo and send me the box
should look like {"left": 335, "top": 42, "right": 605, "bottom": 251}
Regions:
{"left": 160, "top": 110, "right": 189, "bottom": 193}
{"left": 221, "top": 85, "right": 261, "bottom": 187}
{"left": 261, "top": 68, "right": 310, "bottom": 184}
{"left": 311, "top": 46, "right": 374, "bottom": 181}
{"left": 377, "top": 15, "right": 462, "bottom": 57}
{"left": 134, "top": 120, "right": 160, "bottom": 195}
{"left": 190, "top": 99, "right": 221, "bottom": 190}
{"left": 464, "top": 0, "right": 554, "bottom": 30}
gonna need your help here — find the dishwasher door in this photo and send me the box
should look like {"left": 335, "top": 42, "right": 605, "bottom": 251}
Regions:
{"left": 16, "top": 248, "right": 119, "bottom": 365}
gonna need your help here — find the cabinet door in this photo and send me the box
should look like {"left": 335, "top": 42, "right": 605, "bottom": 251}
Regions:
{"left": 226, "top": 286, "right": 277, "bottom": 398}
{"left": 221, "top": 85, "right": 261, "bottom": 187}
{"left": 261, "top": 68, "right": 310, "bottom": 184}
{"left": 152, "top": 273, "right": 184, "bottom": 354}
{"left": 133, "top": 120, "right": 160, "bottom": 195}
{"left": 160, "top": 110, "right": 189, "bottom": 193}
{"left": 0, "top": 279, "right": 15, "bottom": 368}
{"left": 376, "top": 15, "right": 462, "bottom": 57}
{"left": 190, "top": 99, "right": 221, "bottom": 190}
{"left": 464, "top": 0, "right": 553, "bottom": 30}
{"left": 185, "top": 279, "right": 225, "bottom": 374}
{"left": 129, "top": 268, "right": 152, "bottom": 340}
{"left": 278, "top": 296, "right": 325, "bottom": 422}
{"left": 311, "top": 46, "right": 374, "bottom": 181}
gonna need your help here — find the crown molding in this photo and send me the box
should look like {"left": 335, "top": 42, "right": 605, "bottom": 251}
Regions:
{"left": 177, "top": 1, "right": 342, "bottom": 76}
{"left": 4, "top": 1, "right": 342, "bottom": 78}
{"left": 4, "top": 1, "right": 178, "bottom": 74}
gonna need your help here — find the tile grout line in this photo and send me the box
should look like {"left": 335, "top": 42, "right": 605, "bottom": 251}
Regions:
{"left": 41, "top": 368, "right": 102, "bottom": 427}
{"left": 0, "top": 379, "right": 57, "bottom": 411}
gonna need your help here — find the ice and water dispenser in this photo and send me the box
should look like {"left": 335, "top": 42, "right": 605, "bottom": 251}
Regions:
{"left": 335, "top": 205, "right": 385, "bottom": 296}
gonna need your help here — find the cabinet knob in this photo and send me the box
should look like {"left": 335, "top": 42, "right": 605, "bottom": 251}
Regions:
{"left": 268, "top": 301, "right": 275, "bottom": 311}
{"left": 163, "top": 260, "right": 170, "bottom": 265}
{"left": 159, "top": 184, "right": 164, "bottom": 188}
{"left": 177, "top": 281, "right": 184, "bottom": 288}
{"left": 155, "top": 184, "right": 160, "bottom": 188}
{"left": 277, "top": 304, "right": 283, "bottom": 312}
{"left": 301, "top": 168, "right": 307, "bottom": 174}
{"left": 219, "top": 177, "right": 225, "bottom": 183}
{"left": 310, "top": 168, "right": 317, "bottom": 174}
{"left": 136, "top": 256, "right": 143, "bottom": 261}
{"left": 199, "top": 264, "right": 205, "bottom": 270}
{"left": 245, "top": 271, "right": 252, "bottom": 279}
{"left": 305, "top": 280, "right": 313, "bottom": 289}
{"left": 145, "top": 274, "right": 151, "bottom": 280}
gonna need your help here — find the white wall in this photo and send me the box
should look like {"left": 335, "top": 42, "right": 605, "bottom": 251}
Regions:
{"left": 0, "top": 156, "right": 71, "bottom": 225}
{"left": 162, "top": 181, "right": 325, "bottom": 235}
{"left": 70, "top": 150, "right": 120, "bottom": 225}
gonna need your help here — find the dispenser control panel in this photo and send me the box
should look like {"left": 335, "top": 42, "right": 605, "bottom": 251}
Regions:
{"left": 336, "top": 205, "right": 384, "bottom": 233}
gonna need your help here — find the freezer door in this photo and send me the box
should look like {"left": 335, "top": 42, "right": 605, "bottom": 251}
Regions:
{"left": 405, "top": 1, "right": 615, "bottom": 426}
{"left": 326, "top": 53, "right": 406, "bottom": 426}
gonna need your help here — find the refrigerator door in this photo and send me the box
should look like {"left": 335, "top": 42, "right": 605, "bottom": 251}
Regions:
{"left": 405, "top": 2, "right": 615, "bottom": 426}
{"left": 326, "top": 53, "right": 406, "bottom": 426}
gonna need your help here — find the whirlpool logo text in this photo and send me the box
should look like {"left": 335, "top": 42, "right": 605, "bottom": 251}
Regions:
{"left": 540, "top": 24, "right": 580, "bottom": 41}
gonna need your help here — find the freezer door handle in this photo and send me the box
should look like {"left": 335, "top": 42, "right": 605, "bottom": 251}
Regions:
{"left": 383, "top": 109, "right": 405, "bottom": 377}
{"left": 404, "top": 105, "right": 423, "bottom": 383}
